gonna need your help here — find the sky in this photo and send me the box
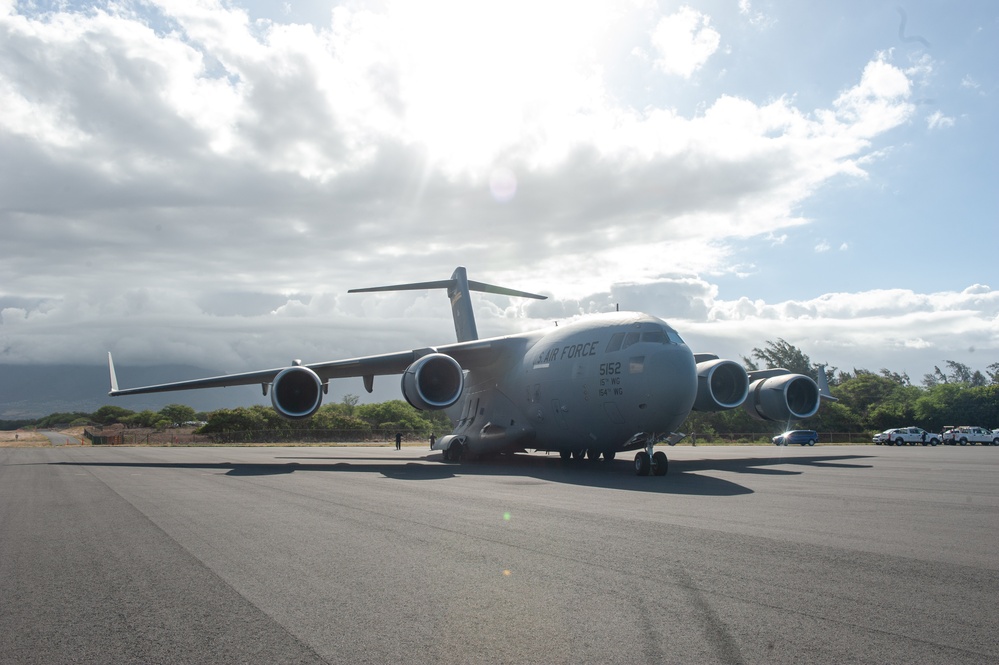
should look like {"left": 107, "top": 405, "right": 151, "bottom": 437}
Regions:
{"left": 1, "top": 0, "right": 997, "bottom": 409}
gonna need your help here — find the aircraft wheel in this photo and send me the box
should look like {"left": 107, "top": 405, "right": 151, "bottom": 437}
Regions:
{"left": 634, "top": 452, "right": 651, "bottom": 476}
{"left": 586, "top": 448, "right": 601, "bottom": 462}
{"left": 559, "top": 450, "right": 572, "bottom": 462}
{"left": 652, "top": 451, "right": 668, "bottom": 476}
{"left": 572, "top": 448, "right": 586, "bottom": 461}
{"left": 603, "top": 451, "right": 616, "bottom": 462}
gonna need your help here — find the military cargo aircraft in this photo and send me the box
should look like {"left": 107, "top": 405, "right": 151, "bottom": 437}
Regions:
{"left": 108, "top": 267, "right": 834, "bottom": 476}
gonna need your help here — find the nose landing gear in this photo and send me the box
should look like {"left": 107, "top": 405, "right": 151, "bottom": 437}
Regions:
{"left": 634, "top": 447, "right": 668, "bottom": 476}
{"left": 631, "top": 432, "right": 684, "bottom": 476}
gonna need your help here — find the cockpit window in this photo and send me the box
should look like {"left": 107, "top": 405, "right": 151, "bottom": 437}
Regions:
{"left": 641, "top": 331, "right": 668, "bottom": 344}
{"left": 606, "top": 327, "right": 683, "bottom": 352}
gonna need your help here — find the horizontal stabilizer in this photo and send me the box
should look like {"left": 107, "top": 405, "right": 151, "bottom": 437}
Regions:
{"left": 466, "top": 280, "right": 547, "bottom": 300}
{"left": 349, "top": 266, "right": 545, "bottom": 343}
{"left": 349, "top": 278, "right": 546, "bottom": 300}
{"left": 348, "top": 280, "right": 454, "bottom": 294}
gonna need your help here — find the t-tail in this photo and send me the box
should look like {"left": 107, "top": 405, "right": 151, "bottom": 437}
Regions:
{"left": 817, "top": 365, "right": 837, "bottom": 402}
{"left": 348, "top": 266, "right": 546, "bottom": 342}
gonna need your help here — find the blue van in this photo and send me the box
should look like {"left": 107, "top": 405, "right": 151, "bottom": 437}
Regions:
{"left": 772, "top": 430, "right": 818, "bottom": 446}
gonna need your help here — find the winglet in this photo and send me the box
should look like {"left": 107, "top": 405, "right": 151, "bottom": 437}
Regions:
{"left": 107, "top": 352, "right": 120, "bottom": 395}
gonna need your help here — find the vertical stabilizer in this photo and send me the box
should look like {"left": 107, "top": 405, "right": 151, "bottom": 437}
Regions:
{"left": 817, "top": 365, "right": 838, "bottom": 401}
{"left": 447, "top": 267, "right": 477, "bottom": 342}
{"left": 348, "top": 266, "right": 546, "bottom": 343}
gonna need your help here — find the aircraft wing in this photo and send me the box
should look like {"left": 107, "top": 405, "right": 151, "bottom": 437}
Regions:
{"left": 107, "top": 337, "right": 517, "bottom": 397}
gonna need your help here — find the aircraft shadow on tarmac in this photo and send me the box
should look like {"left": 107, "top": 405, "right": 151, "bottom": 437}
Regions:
{"left": 53, "top": 451, "right": 873, "bottom": 497}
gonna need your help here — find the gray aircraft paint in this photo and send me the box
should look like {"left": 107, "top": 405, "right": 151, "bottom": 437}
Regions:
{"left": 109, "top": 266, "right": 832, "bottom": 475}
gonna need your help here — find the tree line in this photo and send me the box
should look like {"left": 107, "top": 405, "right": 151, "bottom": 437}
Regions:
{"left": 2, "top": 397, "right": 452, "bottom": 439}
{"left": 688, "top": 339, "right": 999, "bottom": 437}
{"left": 3, "top": 339, "right": 996, "bottom": 437}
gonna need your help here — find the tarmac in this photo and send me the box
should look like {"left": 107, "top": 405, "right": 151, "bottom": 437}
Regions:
{"left": 2, "top": 444, "right": 997, "bottom": 664}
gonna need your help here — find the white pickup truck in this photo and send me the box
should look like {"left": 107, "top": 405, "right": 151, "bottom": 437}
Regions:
{"left": 941, "top": 426, "right": 999, "bottom": 446}
{"left": 882, "top": 427, "right": 941, "bottom": 446}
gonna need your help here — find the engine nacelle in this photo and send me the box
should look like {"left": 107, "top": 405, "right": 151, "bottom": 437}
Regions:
{"left": 271, "top": 366, "right": 324, "bottom": 420}
{"left": 401, "top": 353, "right": 464, "bottom": 410}
{"left": 742, "top": 373, "right": 820, "bottom": 422}
{"left": 692, "top": 359, "right": 750, "bottom": 411}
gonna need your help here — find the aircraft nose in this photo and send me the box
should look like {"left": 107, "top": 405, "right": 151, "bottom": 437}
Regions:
{"left": 645, "top": 345, "right": 698, "bottom": 420}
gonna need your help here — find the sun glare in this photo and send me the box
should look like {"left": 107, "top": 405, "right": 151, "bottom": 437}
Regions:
{"left": 386, "top": 0, "right": 619, "bottom": 172}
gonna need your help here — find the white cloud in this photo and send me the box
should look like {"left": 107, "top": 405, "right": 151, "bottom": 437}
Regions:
{"left": 650, "top": 6, "right": 720, "bottom": 78}
{"left": 0, "top": 2, "right": 973, "bottom": 387}
{"left": 736, "top": 0, "right": 771, "bottom": 28}
{"left": 833, "top": 56, "right": 913, "bottom": 136}
{"left": 665, "top": 285, "right": 999, "bottom": 375}
{"left": 926, "top": 110, "right": 955, "bottom": 130}
{"left": 961, "top": 75, "right": 981, "bottom": 91}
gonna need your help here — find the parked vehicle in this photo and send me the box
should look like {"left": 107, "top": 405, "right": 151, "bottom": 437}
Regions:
{"left": 881, "top": 427, "right": 941, "bottom": 446}
{"left": 941, "top": 426, "right": 999, "bottom": 446}
{"left": 773, "top": 430, "right": 818, "bottom": 446}
{"left": 873, "top": 430, "right": 893, "bottom": 445}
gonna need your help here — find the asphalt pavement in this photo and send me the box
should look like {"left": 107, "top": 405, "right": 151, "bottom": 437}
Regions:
{"left": 2, "top": 444, "right": 997, "bottom": 664}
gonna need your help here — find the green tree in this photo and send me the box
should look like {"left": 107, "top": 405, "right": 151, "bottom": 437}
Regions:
{"left": 120, "top": 410, "right": 160, "bottom": 428}
{"left": 159, "top": 404, "right": 197, "bottom": 426}
{"left": 916, "top": 384, "right": 999, "bottom": 431}
{"left": 356, "top": 400, "right": 437, "bottom": 434}
{"left": 879, "top": 368, "right": 911, "bottom": 387}
{"left": 34, "top": 412, "right": 92, "bottom": 428}
{"left": 743, "top": 338, "right": 823, "bottom": 378}
{"left": 92, "top": 405, "right": 135, "bottom": 425}
{"left": 832, "top": 372, "right": 898, "bottom": 424}
{"left": 200, "top": 406, "right": 270, "bottom": 434}
{"left": 808, "top": 400, "right": 864, "bottom": 433}
{"left": 311, "top": 404, "right": 372, "bottom": 432}
{"left": 914, "top": 383, "right": 965, "bottom": 432}
{"left": 340, "top": 394, "right": 359, "bottom": 416}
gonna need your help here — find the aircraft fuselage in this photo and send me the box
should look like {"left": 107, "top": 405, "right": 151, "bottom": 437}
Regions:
{"left": 446, "top": 312, "right": 697, "bottom": 457}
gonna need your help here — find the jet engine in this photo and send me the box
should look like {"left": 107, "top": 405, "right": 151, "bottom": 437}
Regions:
{"left": 692, "top": 359, "right": 750, "bottom": 411}
{"left": 401, "top": 353, "right": 464, "bottom": 410}
{"left": 742, "top": 373, "right": 820, "bottom": 422}
{"left": 271, "top": 366, "right": 324, "bottom": 420}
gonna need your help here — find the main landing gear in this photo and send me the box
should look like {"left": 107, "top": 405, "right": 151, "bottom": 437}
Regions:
{"left": 634, "top": 445, "right": 668, "bottom": 476}
{"left": 442, "top": 441, "right": 464, "bottom": 462}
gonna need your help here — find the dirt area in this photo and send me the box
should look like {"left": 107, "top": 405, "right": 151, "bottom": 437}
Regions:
{"left": 0, "top": 430, "right": 49, "bottom": 447}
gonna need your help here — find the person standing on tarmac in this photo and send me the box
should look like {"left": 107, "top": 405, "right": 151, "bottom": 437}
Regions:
{"left": 395, "top": 432, "right": 402, "bottom": 450}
